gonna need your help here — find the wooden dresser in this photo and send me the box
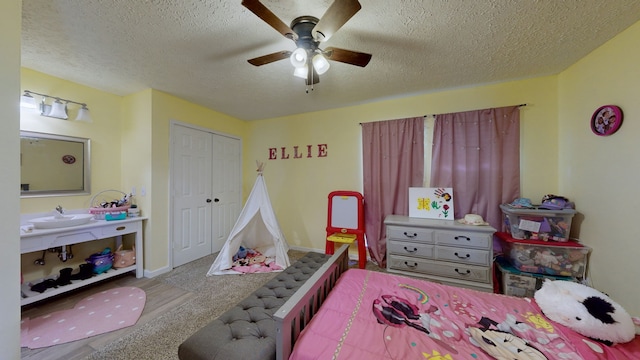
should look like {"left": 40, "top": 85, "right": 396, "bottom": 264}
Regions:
{"left": 385, "top": 214, "right": 496, "bottom": 292}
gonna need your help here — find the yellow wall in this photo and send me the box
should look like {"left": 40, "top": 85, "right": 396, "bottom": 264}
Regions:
{"left": 15, "top": 15, "right": 640, "bottom": 331}
{"left": 19, "top": 69, "right": 126, "bottom": 282}
{"left": 20, "top": 68, "right": 124, "bottom": 213}
{"left": 558, "top": 21, "right": 640, "bottom": 315}
{"left": 18, "top": 70, "right": 560, "bottom": 277}
{"left": 19, "top": 77, "right": 247, "bottom": 278}
{"left": 246, "top": 76, "right": 559, "bottom": 250}
{"left": 1, "top": 1, "right": 22, "bottom": 357}
{"left": 145, "top": 89, "right": 247, "bottom": 270}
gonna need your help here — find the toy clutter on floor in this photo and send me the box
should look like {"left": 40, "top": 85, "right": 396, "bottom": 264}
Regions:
{"left": 231, "top": 246, "right": 282, "bottom": 273}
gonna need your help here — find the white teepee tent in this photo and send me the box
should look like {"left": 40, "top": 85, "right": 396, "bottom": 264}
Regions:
{"left": 207, "top": 163, "right": 290, "bottom": 275}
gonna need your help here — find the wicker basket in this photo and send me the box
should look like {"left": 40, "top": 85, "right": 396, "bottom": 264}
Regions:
{"left": 89, "top": 190, "right": 131, "bottom": 220}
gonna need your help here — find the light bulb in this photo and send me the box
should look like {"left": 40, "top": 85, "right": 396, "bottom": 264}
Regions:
{"left": 290, "top": 48, "right": 307, "bottom": 68}
{"left": 293, "top": 65, "right": 308, "bottom": 79}
{"left": 75, "top": 105, "right": 92, "bottom": 122}
{"left": 312, "top": 54, "right": 330, "bottom": 75}
{"left": 20, "top": 92, "right": 37, "bottom": 108}
{"left": 48, "top": 99, "right": 68, "bottom": 119}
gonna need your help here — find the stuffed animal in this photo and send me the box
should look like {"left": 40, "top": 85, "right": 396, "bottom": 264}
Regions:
{"left": 233, "top": 246, "right": 257, "bottom": 261}
{"left": 233, "top": 246, "right": 248, "bottom": 261}
{"left": 248, "top": 255, "right": 266, "bottom": 266}
{"left": 534, "top": 280, "right": 636, "bottom": 345}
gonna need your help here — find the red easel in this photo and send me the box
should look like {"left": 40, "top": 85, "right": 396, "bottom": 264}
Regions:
{"left": 325, "top": 190, "right": 366, "bottom": 269}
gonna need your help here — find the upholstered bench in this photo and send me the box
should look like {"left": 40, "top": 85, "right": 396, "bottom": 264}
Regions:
{"left": 178, "top": 252, "right": 331, "bottom": 360}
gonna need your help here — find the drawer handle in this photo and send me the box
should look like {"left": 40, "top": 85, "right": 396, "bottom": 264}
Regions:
{"left": 455, "top": 268, "right": 471, "bottom": 276}
{"left": 404, "top": 246, "right": 418, "bottom": 253}
{"left": 404, "top": 261, "right": 418, "bottom": 268}
{"left": 116, "top": 226, "right": 126, "bottom": 231}
{"left": 454, "top": 252, "right": 470, "bottom": 259}
{"left": 454, "top": 235, "right": 470, "bottom": 242}
{"left": 403, "top": 232, "right": 417, "bottom": 238}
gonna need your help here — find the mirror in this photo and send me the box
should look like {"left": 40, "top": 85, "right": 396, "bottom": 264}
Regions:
{"left": 20, "top": 131, "right": 91, "bottom": 197}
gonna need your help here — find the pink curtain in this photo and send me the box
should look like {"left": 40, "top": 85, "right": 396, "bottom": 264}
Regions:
{"left": 362, "top": 117, "right": 424, "bottom": 267}
{"left": 430, "top": 106, "right": 520, "bottom": 231}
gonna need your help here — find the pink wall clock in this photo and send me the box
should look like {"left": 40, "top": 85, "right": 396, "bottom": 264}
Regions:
{"left": 591, "top": 105, "right": 623, "bottom": 136}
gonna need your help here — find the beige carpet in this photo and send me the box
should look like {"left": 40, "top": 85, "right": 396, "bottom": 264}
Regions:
{"left": 84, "top": 250, "right": 310, "bottom": 360}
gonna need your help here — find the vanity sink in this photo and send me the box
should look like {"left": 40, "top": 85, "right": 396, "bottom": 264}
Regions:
{"left": 29, "top": 214, "right": 95, "bottom": 229}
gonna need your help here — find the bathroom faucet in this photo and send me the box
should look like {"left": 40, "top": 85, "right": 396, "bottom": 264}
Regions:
{"left": 55, "top": 205, "right": 64, "bottom": 215}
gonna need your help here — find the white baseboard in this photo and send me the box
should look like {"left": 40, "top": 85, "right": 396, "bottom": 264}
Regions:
{"left": 144, "top": 265, "right": 171, "bottom": 278}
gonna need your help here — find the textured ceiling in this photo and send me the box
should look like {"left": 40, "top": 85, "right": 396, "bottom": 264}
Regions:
{"left": 22, "top": 0, "right": 640, "bottom": 121}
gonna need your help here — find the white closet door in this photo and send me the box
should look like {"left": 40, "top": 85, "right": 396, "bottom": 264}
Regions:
{"left": 171, "top": 123, "right": 240, "bottom": 267}
{"left": 210, "top": 134, "right": 241, "bottom": 253}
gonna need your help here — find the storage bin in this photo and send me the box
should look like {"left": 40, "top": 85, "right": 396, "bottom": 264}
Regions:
{"left": 500, "top": 204, "right": 577, "bottom": 241}
{"left": 496, "top": 232, "right": 590, "bottom": 278}
{"left": 105, "top": 211, "right": 127, "bottom": 221}
{"left": 86, "top": 251, "right": 114, "bottom": 274}
{"left": 495, "top": 256, "right": 577, "bottom": 298}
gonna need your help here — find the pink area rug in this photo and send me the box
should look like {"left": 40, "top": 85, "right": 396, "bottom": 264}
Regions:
{"left": 21, "top": 287, "right": 146, "bottom": 349}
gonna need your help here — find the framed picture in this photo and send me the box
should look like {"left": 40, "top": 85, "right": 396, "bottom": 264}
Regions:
{"left": 409, "top": 187, "right": 454, "bottom": 220}
{"left": 591, "top": 105, "right": 623, "bottom": 136}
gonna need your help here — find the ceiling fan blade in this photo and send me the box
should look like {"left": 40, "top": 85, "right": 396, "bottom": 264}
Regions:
{"left": 312, "top": 0, "right": 361, "bottom": 42}
{"left": 241, "top": 0, "right": 297, "bottom": 40}
{"left": 324, "top": 47, "right": 372, "bottom": 67}
{"left": 247, "top": 50, "right": 292, "bottom": 66}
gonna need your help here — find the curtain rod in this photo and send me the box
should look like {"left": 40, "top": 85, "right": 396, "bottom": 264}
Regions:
{"left": 359, "top": 104, "right": 527, "bottom": 125}
{"left": 424, "top": 103, "right": 527, "bottom": 118}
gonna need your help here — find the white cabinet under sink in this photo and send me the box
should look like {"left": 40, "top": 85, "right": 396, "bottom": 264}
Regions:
{"left": 20, "top": 217, "right": 146, "bottom": 306}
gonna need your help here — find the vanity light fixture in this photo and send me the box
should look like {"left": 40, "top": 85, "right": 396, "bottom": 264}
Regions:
{"left": 20, "top": 92, "right": 37, "bottom": 109}
{"left": 75, "top": 104, "right": 92, "bottom": 122}
{"left": 20, "top": 90, "right": 92, "bottom": 122}
{"left": 47, "top": 99, "right": 68, "bottom": 119}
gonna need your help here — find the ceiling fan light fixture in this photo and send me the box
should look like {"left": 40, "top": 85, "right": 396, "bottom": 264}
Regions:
{"left": 312, "top": 53, "right": 330, "bottom": 75}
{"left": 293, "top": 65, "right": 308, "bottom": 79}
{"left": 290, "top": 48, "right": 307, "bottom": 68}
{"left": 242, "top": 0, "right": 370, "bottom": 89}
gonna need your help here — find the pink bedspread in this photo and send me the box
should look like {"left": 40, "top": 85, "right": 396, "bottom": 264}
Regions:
{"left": 290, "top": 269, "right": 640, "bottom": 360}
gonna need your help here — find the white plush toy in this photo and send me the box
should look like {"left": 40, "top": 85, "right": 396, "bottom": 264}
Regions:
{"left": 534, "top": 280, "right": 636, "bottom": 345}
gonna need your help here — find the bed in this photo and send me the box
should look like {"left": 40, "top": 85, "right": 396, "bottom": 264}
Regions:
{"left": 276, "top": 245, "right": 640, "bottom": 359}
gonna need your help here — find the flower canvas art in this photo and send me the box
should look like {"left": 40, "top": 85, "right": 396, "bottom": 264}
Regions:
{"left": 408, "top": 187, "right": 454, "bottom": 220}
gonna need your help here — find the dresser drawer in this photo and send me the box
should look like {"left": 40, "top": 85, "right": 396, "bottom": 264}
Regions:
{"left": 434, "top": 246, "right": 491, "bottom": 266}
{"left": 387, "top": 239, "right": 434, "bottom": 258}
{"left": 388, "top": 255, "right": 491, "bottom": 283}
{"left": 435, "top": 231, "right": 491, "bottom": 249}
{"left": 101, "top": 222, "right": 139, "bottom": 237}
{"left": 387, "top": 226, "right": 433, "bottom": 243}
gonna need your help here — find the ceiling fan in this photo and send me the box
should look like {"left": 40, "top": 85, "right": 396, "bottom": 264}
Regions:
{"left": 242, "top": 0, "right": 372, "bottom": 90}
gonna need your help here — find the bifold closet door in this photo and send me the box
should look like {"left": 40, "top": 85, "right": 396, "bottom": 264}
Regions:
{"left": 171, "top": 123, "right": 240, "bottom": 267}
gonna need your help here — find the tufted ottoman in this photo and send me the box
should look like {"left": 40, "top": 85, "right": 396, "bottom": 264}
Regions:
{"left": 178, "top": 252, "right": 331, "bottom": 360}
